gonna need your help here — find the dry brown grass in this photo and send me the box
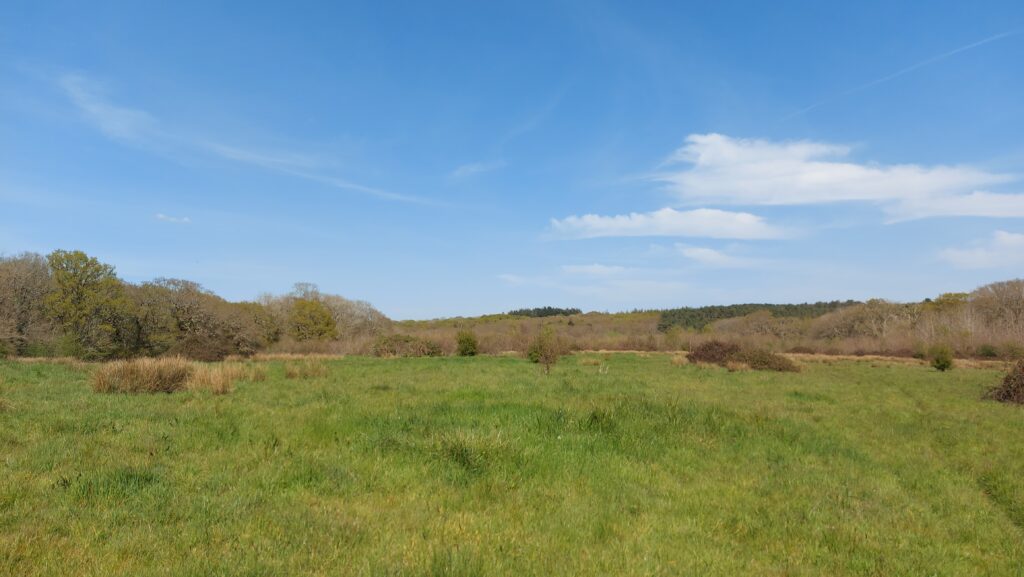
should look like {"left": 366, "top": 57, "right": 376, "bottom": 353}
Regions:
{"left": 784, "top": 353, "right": 1009, "bottom": 370}
{"left": 284, "top": 360, "right": 329, "bottom": 380}
{"left": 14, "top": 356, "right": 90, "bottom": 370}
{"left": 670, "top": 354, "right": 688, "bottom": 366}
{"left": 724, "top": 360, "right": 751, "bottom": 372}
{"left": 92, "top": 357, "right": 194, "bottom": 394}
{"left": 187, "top": 362, "right": 266, "bottom": 395}
{"left": 0, "top": 375, "right": 9, "bottom": 412}
{"left": 228, "top": 353, "right": 346, "bottom": 362}
{"left": 92, "top": 358, "right": 268, "bottom": 395}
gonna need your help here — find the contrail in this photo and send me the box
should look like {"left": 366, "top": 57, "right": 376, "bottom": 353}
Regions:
{"left": 783, "top": 29, "right": 1022, "bottom": 120}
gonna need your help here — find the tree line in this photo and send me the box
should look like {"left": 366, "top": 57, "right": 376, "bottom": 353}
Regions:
{"left": 0, "top": 251, "right": 389, "bottom": 360}
{"left": 657, "top": 301, "right": 861, "bottom": 331}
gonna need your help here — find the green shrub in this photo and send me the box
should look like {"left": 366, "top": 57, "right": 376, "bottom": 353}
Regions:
{"left": 527, "top": 327, "right": 566, "bottom": 374}
{"left": 372, "top": 334, "right": 443, "bottom": 357}
{"left": 1003, "top": 343, "right": 1024, "bottom": 361}
{"left": 929, "top": 345, "right": 954, "bottom": 372}
{"left": 455, "top": 331, "right": 479, "bottom": 357}
{"left": 289, "top": 299, "right": 338, "bottom": 341}
{"left": 985, "top": 360, "right": 1024, "bottom": 404}
{"left": 977, "top": 344, "right": 1000, "bottom": 359}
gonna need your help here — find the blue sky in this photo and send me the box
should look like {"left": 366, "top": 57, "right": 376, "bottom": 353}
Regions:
{"left": 2, "top": 1, "right": 1024, "bottom": 319}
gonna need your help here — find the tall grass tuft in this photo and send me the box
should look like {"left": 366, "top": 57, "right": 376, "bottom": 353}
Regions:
{"left": 284, "top": 360, "right": 328, "bottom": 379}
{"left": 92, "top": 357, "right": 194, "bottom": 394}
{"left": 188, "top": 362, "right": 265, "bottom": 395}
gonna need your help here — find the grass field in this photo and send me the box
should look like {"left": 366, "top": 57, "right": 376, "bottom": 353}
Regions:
{"left": 1, "top": 355, "right": 1023, "bottom": 576}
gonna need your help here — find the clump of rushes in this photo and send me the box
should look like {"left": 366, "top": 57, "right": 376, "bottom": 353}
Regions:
{"left": 284, "top": 360, "right": 328, "bottom": 379}
{"left": 92, "top": 357, "right": 193, "bottom": 393}
{"left": 92, "top": 357, "right": 266, "bottom": 394}
{"left": 188, "top": 362, "right": 266, "bottom": 395}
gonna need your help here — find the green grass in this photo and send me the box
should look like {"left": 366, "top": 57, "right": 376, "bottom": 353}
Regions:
{"left": 1, "top": 355, "right": 1023, "bottom": 576}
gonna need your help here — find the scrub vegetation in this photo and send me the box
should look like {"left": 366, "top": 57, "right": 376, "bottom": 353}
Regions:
{"left": 3, "top": 250, "right": 1024, "bottom": 362}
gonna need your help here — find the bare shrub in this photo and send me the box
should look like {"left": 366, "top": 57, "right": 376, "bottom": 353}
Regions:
{"left": 371, "top": 334, "right": 443, "bottom": 357}
{"left": 92, "top": 357, "right": 193, "bottom": 393}
{"left": 687, "top": 340, "right": 741, "bottom": 365}
{"left": 737, "top": 349, "right": 801, "bottom": 372}
{"left": 985, "top": 360, "right": 1024, "bottom": 404}
{"left": 284, "top": 360, "right": 328, "bottom": 379}
{"left": 685, "top": 340, "right": 799, "bottom": 372}
{"left": 0, "top": 252, "right": 55, "bottom": 356}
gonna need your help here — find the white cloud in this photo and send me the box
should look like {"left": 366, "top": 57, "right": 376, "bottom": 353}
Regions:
{"left": 550, "top": 207, "right": 785, "bottom": 240}
{"left": 655, "top": 133, "right": 1023, "bottom": 219}
{"left": 676, "top": 245, "right": 757, "bottom": 268}
{"left": 450, "top": 160, "right": 505, "bottom": 179}
{"left": 156, "top": 213, "right": 191, "bottom": 224}
{"left": 940, "top": 231, "right": 1024, "bottom": 269}
{"left": 561, "top": 264, "right": 628, "bottom": 276}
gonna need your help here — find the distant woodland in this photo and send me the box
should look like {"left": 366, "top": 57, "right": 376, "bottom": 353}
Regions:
{"left": 2, "top": 250, "right": 1022, "bottom": 360}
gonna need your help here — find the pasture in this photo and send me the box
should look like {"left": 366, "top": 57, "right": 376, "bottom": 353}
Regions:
{"left": 1, "top": 355, "right": 1022, "bottom": 576}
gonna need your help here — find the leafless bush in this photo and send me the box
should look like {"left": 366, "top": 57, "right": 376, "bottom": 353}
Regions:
{"left": 985, "top": 360, "right": 1024, "bottom": 404}
{"left": 688, "top": 340, "right": 741, "bottom": 365}
{"left": 371, "top": 334, "right": 443, "bottom": 357}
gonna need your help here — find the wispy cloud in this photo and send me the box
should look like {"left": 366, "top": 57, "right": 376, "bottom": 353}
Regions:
{"left": 200, "top": 142, "right": 320, "bottom": 171}
{"left": 561, "top": 264, "right": 629, "bottom": 276}
{"left": 940, "top": 231, "right": 1024, "bottom": 269}
{"left": 785, "top": 30, "right": 1022, "bottom": 119}
{"left": 59, "top": 74, "right": 157, "bottom": 141}
{"left": 550, "top": 207, "right": 786, "bottom": 240}
{"left": 450, "top": 160, "right": 506, "bottom": 179}
{"left": 655, "top": 133, "right": 1023, "bottom": 220}
{"left": 676, "top": 245, "right": 758, "bottom": 268}
{"left": 155, "top": 213, "right": 191, "bottom": 224}
{"left": 59, "top": 72, "right": 426, "bottom": 203}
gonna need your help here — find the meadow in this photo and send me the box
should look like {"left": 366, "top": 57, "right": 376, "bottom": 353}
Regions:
{"left": 1, "top": 355, "right": 1023, "bottom": 576}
